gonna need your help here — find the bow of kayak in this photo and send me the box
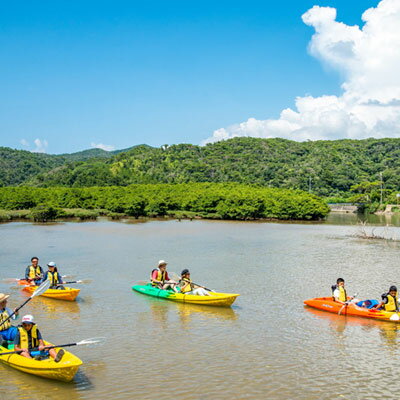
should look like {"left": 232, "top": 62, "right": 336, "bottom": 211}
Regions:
{"left": 304, "top": 297, "right": 400, "bottom": 322}
{"left": 0, "top": 342, "right": 83, "bottom": 382}
{"left": 132, "top": 284, "right": 239, "bottom": 307}
{"left": 23, "top": 286, "right": 80, "bottom": 301}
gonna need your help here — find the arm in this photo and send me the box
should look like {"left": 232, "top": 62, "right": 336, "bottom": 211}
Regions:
{"left": 333, "top": 289, "right": 345, "bottom": 304}
{"left": 6, "top": 307, "right": 18, "bottom": 319}
{"left": 25, "top": 266, "right": 30, "bottom": 280}
{"left": 13, "top": 332, "right": 27, "bottom": 353}
{"left": 151, "top": 270, "right": 162, "bottom": 285}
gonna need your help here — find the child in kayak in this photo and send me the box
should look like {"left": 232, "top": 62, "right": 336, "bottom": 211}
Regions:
{"left": 151, "top": 260, "right": 178, "bottom": 292}
{"left": 372, "top": 286, "right": 399, "bottom": 312}
{"left": 332, "top": 278, "right": 354, "bottom": 304}
{"left": 13, "top": 315, "right": 65, "bottom": 362}
{"left": 178, "top": 269, "right": 210, "bottom": 296}
{"left": 42, "top": 262, "right": 65, "bottom": 290}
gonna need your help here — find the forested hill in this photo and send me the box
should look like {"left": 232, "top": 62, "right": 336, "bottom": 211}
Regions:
{"left": 2, "top": 138, "right": 400, "bottom": 197}
{"left": 0, "top": 145, "right": 137, "bottom": 186}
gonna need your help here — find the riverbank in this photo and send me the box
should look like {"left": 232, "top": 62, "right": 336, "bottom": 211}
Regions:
{"left": 0, "top": 183, "right": 330, "bottom": 221}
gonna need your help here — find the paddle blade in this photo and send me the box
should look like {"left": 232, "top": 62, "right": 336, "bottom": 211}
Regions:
{"left": 32, "top": 280, "right": 51, "bottom": 297}
{"left": 77, "top": 279, "right": 92, "bottom": 284}
{"left": 76, "top": 337, "right": 105, "bottom": 346}
{"left": 2, "top": 278, "right": 19, "bottom": 283}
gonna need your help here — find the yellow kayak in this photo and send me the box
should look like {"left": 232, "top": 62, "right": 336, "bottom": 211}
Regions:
{"left": 132, "top": 284, "right": 239, "bottom": 307}
{"left": 0, "top": 341, "right": 82, "bottom": 382}
{"left": 23, "top": 285, "right": 80, "bottom": 301}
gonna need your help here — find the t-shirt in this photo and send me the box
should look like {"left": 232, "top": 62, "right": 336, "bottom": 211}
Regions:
{"left": 13, "top": 327, "right": 43, "bottom": 349}
{"left": 151, "top": 270, "right": 170, "bottom": 281}
{"left": 333, "top": 288, "right": 340, "bottom": 299}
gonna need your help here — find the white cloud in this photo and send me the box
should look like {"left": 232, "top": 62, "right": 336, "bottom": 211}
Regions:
{"left": 33, "top": 139, "right": 48, "bottom": 153}
{"left": 204, "top": 0, "right": 400, "bottom": 143}
{"left": 90, "top": 142, "right": 115, "bottom": 151}
{"left": 20, "top": 139, "right": 29, "bottom": 147}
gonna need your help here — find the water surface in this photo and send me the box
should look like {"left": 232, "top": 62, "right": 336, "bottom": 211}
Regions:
{"left": 1, "top": 217, "right": 400, "bottom": 399}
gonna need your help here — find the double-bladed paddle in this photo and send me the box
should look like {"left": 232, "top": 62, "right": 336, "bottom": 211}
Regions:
{"left": 338, "top": 293, "right": 358, "bottom": 315}
{"left": 0, "top": 280, "right": 51, "bottom": 329}
{"left": 0, "top": 337, "right": 104, "bottom": 356}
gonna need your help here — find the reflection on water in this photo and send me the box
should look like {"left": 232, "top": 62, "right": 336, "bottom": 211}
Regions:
{"left": 305, "top": 306, "right": 400, "bottom": 349}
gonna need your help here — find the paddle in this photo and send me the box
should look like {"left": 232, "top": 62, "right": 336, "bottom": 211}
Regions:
{"left": 338, "top": 293, "right": 358, "bottom": 315}
{"left": 3, "top": 275, "right": 69, "bottom": 283}
{"left": 0, "top": 337, "right": 104, "bottom": 356}
{"left": 0, "top": 280, "right": 51, "bottom": 329}
{"left": 170, "top": 272, "right": 214, "bottom": 292}
{"left": 56, "top": 279, "right": 91, "bottom": 285}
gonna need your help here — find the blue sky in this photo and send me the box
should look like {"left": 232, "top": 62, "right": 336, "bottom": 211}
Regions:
{"left": 0, "top": 0, "right": 381, "bottom": 153}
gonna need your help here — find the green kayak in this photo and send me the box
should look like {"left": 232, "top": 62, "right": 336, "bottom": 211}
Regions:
{"left": 132, "top": 284, "right": 239, "bottom": 307}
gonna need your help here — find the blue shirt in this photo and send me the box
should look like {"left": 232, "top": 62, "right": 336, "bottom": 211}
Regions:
{"left": 0, "top": 307, "right": 18, "bottom": 321}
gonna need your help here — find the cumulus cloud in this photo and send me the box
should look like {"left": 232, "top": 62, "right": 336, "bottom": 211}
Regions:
{"left": 90, "top": 142, "right": 115, "bottom": 151}
{"left": 33, "top": 139, "right": 48, "bottom": 153}
{"left": 20, "top": 139, "right": 29, "bottom": 147}
{"left": 205, "top": 0, "right": 400, "bottom": 143}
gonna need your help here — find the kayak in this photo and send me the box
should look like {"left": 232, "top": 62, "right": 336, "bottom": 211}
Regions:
{"left": 304, "top": 297, "right": 400, "bottom": 322}
{"left": 23, "top": 285, "right": 80, "bottom": 301}
{"left": 0, "top": 341, "right": 82, "bottom": 382}
{"left": 132, "top": 284, "right": 239, "bottom": 307}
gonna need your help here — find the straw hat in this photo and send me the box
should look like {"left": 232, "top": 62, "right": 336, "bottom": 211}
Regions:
{"left": 0, "top": 293, "right": 10, "bottom": 302}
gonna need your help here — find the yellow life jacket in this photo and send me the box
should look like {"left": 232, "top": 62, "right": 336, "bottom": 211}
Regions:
{"left": 18, "top": 325, "right": 39, "bottom": 350}
{"left": 28, "top": 265, "right": 42, "bottom": 279}
{"left": 384, "top": 294, "right": 399, "bottom": 312}
{"left": 47, "top": 271, "right": 60, "bottom": 286}
{"left": 151, "top": 269, "right": 166, "bottom": 286}
{"left": 180, "top": 278, "right": 193, "bottom": 293}
{"left": 338, "top": 286, "right": 347, "bottom": 302}
{"left": 0, "top": 309, "right": 11, "bottom": 331}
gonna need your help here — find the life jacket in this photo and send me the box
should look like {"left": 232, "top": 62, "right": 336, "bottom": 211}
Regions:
{"left": 332, "top": 284, "right": 347, "bottom": 302}
{"left": 180, "top": 277, "right": 193, "bottom": 293}
{"left": 151, "top": 269, "right": 166, "bottom": 286}
{"left": 28, "top": 265, "right": 42, "bottom": 279}
{"left": 0, "top": 308, "right": 11, "bottom": 331}
{"left": 47, "top": 271, "right": 60, "bottom": 287}
{"left": 382, "top": 293, "right": 399, "bottom": 312}
{"left": 18, "top": 325, "right": 39, "bottom": 350}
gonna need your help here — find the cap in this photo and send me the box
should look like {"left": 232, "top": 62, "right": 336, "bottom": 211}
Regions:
{"left": 47, "top": 262, "right": 56, "bottom": 267}
{"left": 21, "top": 315, "right": 35, "bottom": 324}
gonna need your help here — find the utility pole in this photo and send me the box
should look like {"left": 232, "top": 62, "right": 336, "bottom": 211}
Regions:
{"left": 308, "top": 176, "right": 312, "bottom": 193}
{"left": 380, "top": 172, "right": 383, "bottom": 206}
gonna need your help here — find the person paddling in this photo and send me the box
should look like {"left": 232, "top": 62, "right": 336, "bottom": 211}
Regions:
{"left": 0, "top": 293, "right": 19, "bottom": 345}
{"left": 372, "top": 286, "right": 399, "bottom": 312}
{"left": 13, "top": 315, "right": 65, "bottom": 362}
{"left": 24, "top": 257, "right": 43, "bottom": 285}
{"left": 178, "top": 269, "right": 210, "bottom": 296}
{"left": 150, "top": 260, "right": 178, "bottom": 292}
{"left": 42, "top": 262, "right": 65, "bottom": 290}
{"left": 332, "top": 278, "right": 354, "bottom": 304}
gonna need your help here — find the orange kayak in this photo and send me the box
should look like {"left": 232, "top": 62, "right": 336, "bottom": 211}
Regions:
{"left": 304, "top": 297, "right": 400, "bottom": 322}
{"left": 23, "top": 285, "right": 80, "bottom": 301}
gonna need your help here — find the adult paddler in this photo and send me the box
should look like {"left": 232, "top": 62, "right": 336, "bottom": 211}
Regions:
{"left": 42, "top": 262, "right": 65, "bottom": 289}
{"left": 0, "top": 293, "right": 19, "bottom": 345}
{"left": 24, "top": 256, "right": 43, "bottom": 285}
{"left": 150, "top": 260, "right": 178, "bottom": 292}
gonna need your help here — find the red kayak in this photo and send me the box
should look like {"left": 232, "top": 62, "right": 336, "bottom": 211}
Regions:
{"left": 304, "top": 297, "right": 400, "bottom": 322}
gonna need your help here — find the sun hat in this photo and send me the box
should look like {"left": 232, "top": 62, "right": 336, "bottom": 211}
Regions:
{"left": 158, "top": 260, "right": 167, "bottom": 266}
{"left": 47, "top": 261, "right": 56, "bottom": 267}
{"left": 21, "top": 315, "right": 35, "bottom": 324}
{"left": 0, "top": 293, "right": 10, "bottom": 302}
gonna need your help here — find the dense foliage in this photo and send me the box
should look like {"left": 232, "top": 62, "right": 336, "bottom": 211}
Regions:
{"left": 0, "top": 184, "right": 330, "bottom": 220}
{"left": 19, "top": 138, "right": 400, "bottom": 199}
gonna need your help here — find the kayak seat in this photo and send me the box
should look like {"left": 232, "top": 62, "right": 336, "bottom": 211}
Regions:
{"left": 356, "top": 299, "right": 379, "bottom": 309}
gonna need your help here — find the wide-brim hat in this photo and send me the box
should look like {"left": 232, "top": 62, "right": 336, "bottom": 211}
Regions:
{"left": 0, "top": 293, "right": 10, "bottom": 302}
{"left": 158, "top": 260, "right": 167, "bottom": 267}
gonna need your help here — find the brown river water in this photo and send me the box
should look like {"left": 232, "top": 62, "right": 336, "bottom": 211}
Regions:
{"left": 1, "top": 215, "right": 400, "bottom": 400}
